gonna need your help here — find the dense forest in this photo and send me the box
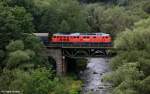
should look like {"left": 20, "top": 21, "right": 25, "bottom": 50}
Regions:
{"left": 0, "top": 0, "right": 150, "bottom": 94}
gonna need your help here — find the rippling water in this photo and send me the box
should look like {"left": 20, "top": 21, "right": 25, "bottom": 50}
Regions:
{"left": 80, "top": 58, "right": 112, "bottom": 94}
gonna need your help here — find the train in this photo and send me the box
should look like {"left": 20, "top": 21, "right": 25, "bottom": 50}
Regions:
{"left": 49, "top": 33, "right": 112, "bottom": 43}
{"left": 33, "top": 33, "right": 112, "bottom": 47}
{"left": 48, "top": 32, "right": 112, "bottom": 47}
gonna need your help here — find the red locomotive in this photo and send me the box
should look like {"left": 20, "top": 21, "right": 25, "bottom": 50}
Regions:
{"left": 49, "top": 33, "right": 112, "bottom": 43}
{"left": 33, "top": 33, "right": 112, "bottom": 47}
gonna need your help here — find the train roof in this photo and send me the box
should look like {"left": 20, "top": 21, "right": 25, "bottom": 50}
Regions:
{"left": 33, "top": 33, "right": 48, "bottom": 37}
{"left": 53, "top": 33, "right": 110, "bottom": 36}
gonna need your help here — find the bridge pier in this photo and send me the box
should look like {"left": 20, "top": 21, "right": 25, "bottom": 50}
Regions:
{"left": 46, "top": 49, "right": 67, "bottom": 76}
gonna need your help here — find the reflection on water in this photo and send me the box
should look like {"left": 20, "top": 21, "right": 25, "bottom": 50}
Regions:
{"left": 80, "top": 58, "right": 112, "bottom": 94}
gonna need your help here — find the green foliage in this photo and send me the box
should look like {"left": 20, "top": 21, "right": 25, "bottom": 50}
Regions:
{"left": 86, "top": 5, "right": 138, "bottom": 36}
{"left": 138, "top": 58, "right": 150, "bottom": 76}
{"left": 2, "top": 0, "right": 34, "bottom": 7}
{"left": 68, "top": 80, "right": 82, "bottom": 94}
{"left": 0, "top": 2, "right": 34, "bottom": 49}
{"left": 143, "top": 2, "right": 150, "bottom": 14}
{"left": 0, "top": 3, "right": 34, "bottom": 34}
{"left": 0, "top": 38, "right": 81, "bottom": 94}
{"left": 140, "top": 76, "right": 150, "bottom": 94}
{"left": 24, "top": 35, "right": 43, "bottom": 51}
{"left": 6, "top": 40, "right": 24, "bottom": 52}
{"left": 59, "top": 20, "right": 71, "bottom": 33}
{"left": 85, "top": 0, "right": 149, "bottom": 37}
{"left": 23, "top": 68, "right": 53, "bottom": 94}
{"left": 0, "top": 50, "right": 5, "bottom": 60}
{"left": 105, "top": 17, "right": 150, "bottom": 94}
{"left": 5, "top": 39, "right": 47, "bottom": 69}
{"left": 79, "top": 0, "right": 115, "bottom": 3}
{"left": 56, "top": 77, "right": 82, "bottom": 94}
{"left": 0, "top": 1, "right": 37, "bottom": 74}
{"left": 7, "top": 50, "right": 30, "bottom": 69}
{"left": 104, "top": 63, "right": 143, "bottom": 86}
{"left": 115, "top": 18, "right": 150, "bottom": 50}
{"left": 7, "top": 69, "right": 31, "bottom": 91}
{"left": 37, "top": 0, "right": 90, "bottom": 33}
{"left": 23, "top": 68, "right": 82, "bottom": 94}
{"left": 0, "top": 0, "right": 150, "bottom": 94}
{"left": 116, "top": 0, "right": 145, "bottom": 6}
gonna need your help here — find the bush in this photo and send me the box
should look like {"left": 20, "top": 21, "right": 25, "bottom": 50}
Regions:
{"left": 104, "top": 18, "right": 150, "bottom": 94}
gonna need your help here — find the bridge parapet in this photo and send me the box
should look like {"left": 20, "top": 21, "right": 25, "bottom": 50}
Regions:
{"left": 44, "top": 42, "right": 112, "bottom": 49}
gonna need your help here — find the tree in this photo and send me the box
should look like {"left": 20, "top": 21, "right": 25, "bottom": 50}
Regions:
{"left": 79, "top": 0, "right": 116, "bottom": 3}
{"left": 140, "top": 76, "right": 150, "bottom": 94}
{"left": 143, "top": 1, "right": 150, "bottom": 14}
{"left": 6, "top": 40, "right": 30, "bottom": 69}
{"left": 114, "top": 18, "right": 150, "bottom": 50}
{"left": 6, "top": 40, "right": 24, "bottom": 52}
{"left": 0, "top": 2, "right": 34, "bottom": 49}
{"left": 59, "top": 20, "right": 71, "bottom": 33}
{"left": 86, "top": 5, "right": 137, "bottom": 37}
{"left": 0, "top": 0, "right": 83, "bottom": 93}
{"left": 38, "top": 0, "right": 90, "bottom": 33}
{"left": 105, "top": 18, "right": 150, "bottom": 94}
{"left": 23, "top": 68, "right": 53, "bottom": 94}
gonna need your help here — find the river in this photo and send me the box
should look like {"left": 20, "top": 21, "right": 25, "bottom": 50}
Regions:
{"left": 80, "top": 58, "right": 112, "bottom": 94}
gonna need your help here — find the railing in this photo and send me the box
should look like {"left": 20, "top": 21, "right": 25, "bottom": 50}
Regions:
{"left": 43, "top": 41, "right": 112, "bottom": 48}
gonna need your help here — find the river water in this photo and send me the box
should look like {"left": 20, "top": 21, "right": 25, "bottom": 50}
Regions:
{"left": 80, "top": 58, "right": 112, "bottom": 94}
